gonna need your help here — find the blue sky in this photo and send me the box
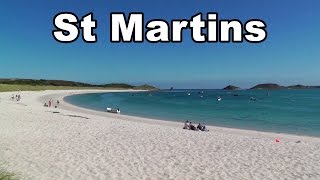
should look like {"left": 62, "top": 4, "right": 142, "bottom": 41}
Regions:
{"left": 0, "top": 0, "right": 319, "bottom": 88}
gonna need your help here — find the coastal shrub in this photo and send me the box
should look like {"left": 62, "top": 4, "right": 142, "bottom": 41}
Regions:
{"left": 0, "top": 168, "right": 17, "bottom": 180}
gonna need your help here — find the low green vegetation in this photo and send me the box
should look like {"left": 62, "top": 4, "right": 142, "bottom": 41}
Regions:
{"left": 101, "top": 83, "right": 135, "bottom": 89}
{"left": 133, "top": 84, "right": 159, "bottom": 90}
{"left": 0, "top": 79, "right": 159, "bottom": 92}
{"left": 0, "top": 168, "right": 17, "bottom": 180}
{"left": 0, "top": 79, "right": 92, "bottom": 87}
{"left": 0, "top": 84, "right": 95, "bottom": 92}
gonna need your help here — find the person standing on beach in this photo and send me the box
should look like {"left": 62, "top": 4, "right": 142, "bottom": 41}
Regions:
{"left": 49, "top": 100, "right": 51, "bottom": 107}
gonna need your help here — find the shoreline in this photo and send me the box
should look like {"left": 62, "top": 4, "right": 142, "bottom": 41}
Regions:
{"left": 61, "top": 90, "right": 320, "bottom": 140}
{"left": 1, "top": 90, "right": 320, "bottom": 179}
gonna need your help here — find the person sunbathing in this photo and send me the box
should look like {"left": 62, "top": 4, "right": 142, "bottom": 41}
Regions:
{"left": 197, "top": 123, "right": 203, "bottom": 131}
{"left": 183, "top": 121, "right": 190, "bottom": 130}
{"left": 189, "top": 122, "right": 197, "bottom": 131}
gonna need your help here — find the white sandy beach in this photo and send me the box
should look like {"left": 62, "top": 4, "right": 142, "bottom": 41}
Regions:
{"left": 0, "top": 90, "right": 320, "bottom": 179}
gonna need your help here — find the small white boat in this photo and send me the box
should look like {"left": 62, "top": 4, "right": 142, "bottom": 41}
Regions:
{"left": 107, "top": 108, "right": 120, "bottom": 114}
{"left": 187, "top": 93, "right": 191, "bottom": 96}
{"left": 217, "top": 97, "right": 222, "bottom": 101}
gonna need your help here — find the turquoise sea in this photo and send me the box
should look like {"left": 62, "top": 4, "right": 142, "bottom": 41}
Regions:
{"left": 64, "top": 89, "right": 320, "bottom": 137}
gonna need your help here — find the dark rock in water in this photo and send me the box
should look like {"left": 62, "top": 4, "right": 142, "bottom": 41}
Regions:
{"left": 250, "top": 83, "right": 284, "bottom": 90}
{"left": 223, "top": 85, "right": 240, "bottom": 90}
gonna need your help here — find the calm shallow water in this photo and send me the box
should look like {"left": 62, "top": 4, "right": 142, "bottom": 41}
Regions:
{"left": 65, "top": 89, "right": 320, "bottom": 137}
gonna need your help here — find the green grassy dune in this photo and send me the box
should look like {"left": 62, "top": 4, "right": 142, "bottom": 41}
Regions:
{"left": 0, "top": 84, "right": 154, "bottom": 92}
{"left": 0, "top": 79, "right": 159, "bottom": 92}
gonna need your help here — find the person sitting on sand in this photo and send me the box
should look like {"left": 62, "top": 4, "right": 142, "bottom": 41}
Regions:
{"left": 57, "top": 100, "right": 60, "bottom": 105}
{"left": 190, "top": 122, "right": 197, "bottom": 131}
{"left": 197, "top": 123, "right": 203, "bottom": 131}
{"left": 44, "top": 103, "right": 48, "bottom": 107}
{"left": 183, "top": 121, "right": 190, "bottom": 130}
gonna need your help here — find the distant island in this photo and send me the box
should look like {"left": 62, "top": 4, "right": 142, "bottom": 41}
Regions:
{"left": 250, "top": 83, "right": 320, "bottom": 90}
{"left": 287, "top": 84, "right": 320, "bottom": 89}
{"left": 223, "top": 85, "right": 241, "bottom": 90}
{"left": 287, "top": 84, "right": 306, "bottom": 89}
{"left": 222, "top": 83, "right": 320, "bottom": 90}
{"left": 0, "top": 78, "right": 159, "bottom": 91}
{"left": 250, "top": 83, "right": 284, "bottom": 90}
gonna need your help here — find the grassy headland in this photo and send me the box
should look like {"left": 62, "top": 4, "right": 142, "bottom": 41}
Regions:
{"left": 0, "top": 79, "right": 158, "bottom": 92}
